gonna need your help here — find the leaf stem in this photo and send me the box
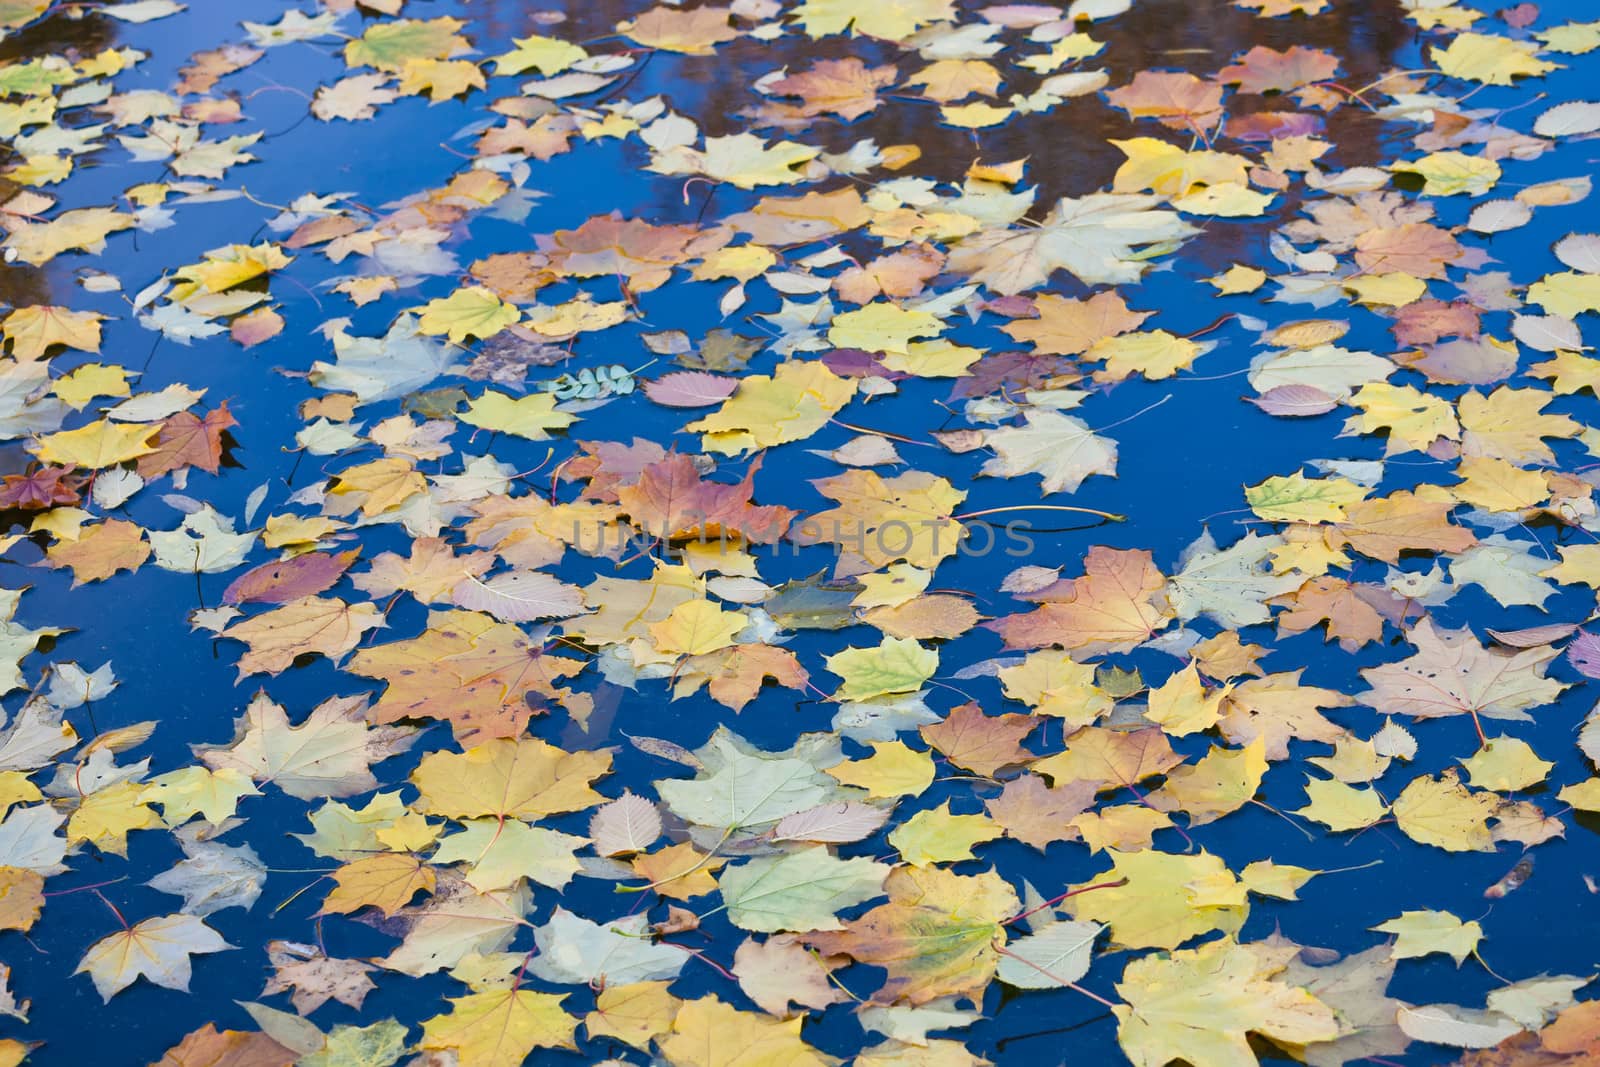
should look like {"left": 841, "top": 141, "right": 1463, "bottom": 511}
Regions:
{"left": 954, "top": 504, "right": 1125, "bottom": 522}
{"left": 995, "top": 945, "right": 1118, "bottom": 1009}
{"left": 828, "top": 418, "right": 936, "bottom": 447}
{"left": 619, "top": 826, "right": 734, "bottom": 894}
{"left": 1005, "top": 878, "right": 1128, "bottom": 925}
{"left": 1248, "top": 797, "right": 1316, "bottom": 841}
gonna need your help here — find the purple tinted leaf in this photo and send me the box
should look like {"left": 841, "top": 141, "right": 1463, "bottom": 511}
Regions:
{"left": 1569, "top": 630, "right": 1600, "bottom": 679}
{"left": 222, "top": 549, "right": 359, "bottom": 606}
{"left": 1488, "top": 623, "right": 1579, "bottom": 649}
{"left": 1249, "top": 385, "right": 1337, "bottom": 417}
{"left": 643, "top": 370, "right": 739, "bottom": 408}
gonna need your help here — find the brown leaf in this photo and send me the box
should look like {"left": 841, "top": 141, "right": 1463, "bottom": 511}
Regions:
{"left": 679, "top": 643, "right": 810, "bottom": 712}
{"left": 1105, "top": 70, "right": 1225, "bottom": 135}
{"left": 615, "top": 453, "right": 795, "bottom": 544}
{"left": 261, "top": 941, "right": 376, "bottom": 1016}
{"left": 1328, "top": 490, "right": 1477, "bottom": 563}
{"left": 862, "top": 594, "right": 980, "bottom": 640}
{"left": 349, "top": 610, "right": 585, "bottom": 744}
{"left": 137, "top": 403, "right": 238, "bottom": 479}
{"left": 991, "top": 546, "right": 1174, "bottom": 655}
{"left": 1218, "top": 45, "right": 1339, "bottom": 93}
{"left": 733, "top": 935, "right": 849, "bottom": 1016}
{"left": 150, "top": 1024, "right": 293, "bottom": 1067}
{"left": 1001, "top": 292, "right": 1151, "bottom": 356}
{"left": 920, "top": 702, "right": 1036, "bottom": 777}
{"left": 221, "top": 596, "right": 385, "bottom": 677}
{"left": 983, "top": 775, "right": 1096, "bottom": 849}
{"left": 766, "top": 58, "right": 898, "bottom": 120}
{"left": 1274, "top": 576, "right": 1385, "bottom": 651}
{"left": 47, "top": 519, "right": 152, "bottom": 586}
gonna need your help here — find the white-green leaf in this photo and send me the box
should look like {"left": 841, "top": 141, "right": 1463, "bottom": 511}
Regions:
{"left": 526, "top": 909, "right": 686, "bottom": 987}
{"left": 657, "top": 751, "right": 838, "bottom": 830}
{"left": 720, "top": 848, "right": 890, "bottom": 933}
{"left": 997, "top": 920, "right": 1102, "bottom": 988}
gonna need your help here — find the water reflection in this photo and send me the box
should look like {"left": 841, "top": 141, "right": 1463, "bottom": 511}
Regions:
{"left": 0, "top": 8, "right": 118, "bottom": 308}
{"left": 475, "top": 0, "right": 1415, "bottom": 272}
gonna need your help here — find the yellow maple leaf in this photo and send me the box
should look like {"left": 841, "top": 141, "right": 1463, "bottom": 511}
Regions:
{"left": 648, "top": 599, "right": 746, "bottom": 657}
{"left": 584, "top": 981, "right": 680, "bottom": 1051}
{"left": 52, "top": 363, "right": 130, "bottom": 409}
{"left": 492, "top": 35, "right": 587, "bottom": 76}
{"left": 999, "top": 651, "right": 1113, "bottom": 725}
{"left": 796, "top": 468, "right": 965, "bottom": 570}
{"left": 4, "top": 206, "right": 136, "bottom": 266}
{"left": 1530, "top": 349, "right": 1600, "bottom": 394}
{"left": 1342, "top": 382, "right": 1459, "bottom": 455}
{"left": 826, "top": 740, "right": 935, "bottom": 799}
{"left": 321, "top": 854, "right": 437, "bottom": 917}
{"left": 1432, "top": 32, "right": 1559, "bottom": 85}
{"left": 686, "top": 361, "right": 856, "bottom": 455}
{"left": 1145, "top": 662, "right": 1230, "bottom": 737}
{"left": 1541, "top": 542, "right": 1600, "bottom": 587}
{"left": 68, "top": 780, "right": 161, "bottom": 855}
{"left": 0, "top": 867, "right": 43, "bottom": 934}
{"left": 629, "top": 840, "right": 725, "bottom": 901}
{"left": 1091, "top": 330, "right": 1207, "bottom": 382}
{"left": 1451, "top": 456, "right": 1550, "bottom": 512}
{"left": 888, "top": 802, "right": 1000, "bottom": 864}
{"left": 1111, "top": 137, "right": 1249, "bottom": 198}
{"left": 941, "top": 101, "right": 1013, "bottom": 128}
{"left": 660, "top": 995, "right": 833, "bottom": 1066}
{"left": 1171, "top": 181, "right": 1275, "bottom": 217}
{"left": 1245, "top": 471, "right": 1369, "bottom": 524}
{"left": 1529, "top": 271, "right": 1600, "bottom": 319}
{"left": 1345, "top": 272, "right": 1428, "bottom": 307}
{"left": 397, "top": 57, "right": 487, "bottom": 102}
{"left": 650, "top": 133, "right": 821, "bottom": 189}
{"left": 2, "top": 305, "right": 104, "bottom": 360}
{"left": 825, "top": 636, "right": 937, "bottom": 700}
{"left": 1114, "top": 937, "right": 1338, "bottom": 1067}
{"left": 1208, "top": 264, "right": 1267, "bottom": 293}
{"left": 1391, "top": 150, "right": 1502, "bottom": 196}
{"left": 1239, "top": 860, "right": 1318, "bottom": 901}
{"left": 417, "top": 285, "right": 519, "bottom": 343}
{"left": 794, "top": 0, "right": 953, "bottom": 39}
{"left": 32, "top": 420, "right": 160, "bottom": 470}
{"left": 420, "top": 989, "right": 577, "bottom": 1067}
{"left": 328, "top": 457, "right": 428, "bottom": 516}
{"left": 1147, "top": 738, "right": 1267, "bottom": 826}
{"left": 827, "top": 301, "right": 943, "bottom": 354}
{"left": 1460, "top": 737, "right": 1553, "bottom": 792}
{"left": 1065, "top": 849, "right": 1247, "bottom": 950}
{"left": 459, "top": 391, "right": 576, "bottom": 441}
{"left": 1392, "top": 771, "right": 1498, "bottom": 852}
{"left": 170, "top": 242, "right": 293, "bottom": 300}
{"left": 410, "top": 737, "right": 612, "bottom": 819}
{"left": 137, "top": 767, "right": 259, "bottom": 826}
{"left": 1071, "top": 805, "right": 1173, "bottom": 853}
{"left": 1459, "top": 385, "right": 1580, "bottom": 465}
{"left": 1371, "top": 909, "right": 1482, "bottom": 964}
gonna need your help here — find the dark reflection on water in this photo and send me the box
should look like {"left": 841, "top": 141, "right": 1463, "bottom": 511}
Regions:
{"left": 0, "top": 7, "right": 116, "bottom": 63}
{"left": 0, "top": 9, "right": 120, "bottom": 308}
{"left": 468, "top": 0, "right": 1416, "bottom": 271}
{"left": 0, "top": 0, "right": 1420, "bottom": 307}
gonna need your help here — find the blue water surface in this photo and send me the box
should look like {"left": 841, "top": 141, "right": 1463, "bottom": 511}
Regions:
{"left": 2, "top": 0, "right": 1599, "bottom": 1063}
